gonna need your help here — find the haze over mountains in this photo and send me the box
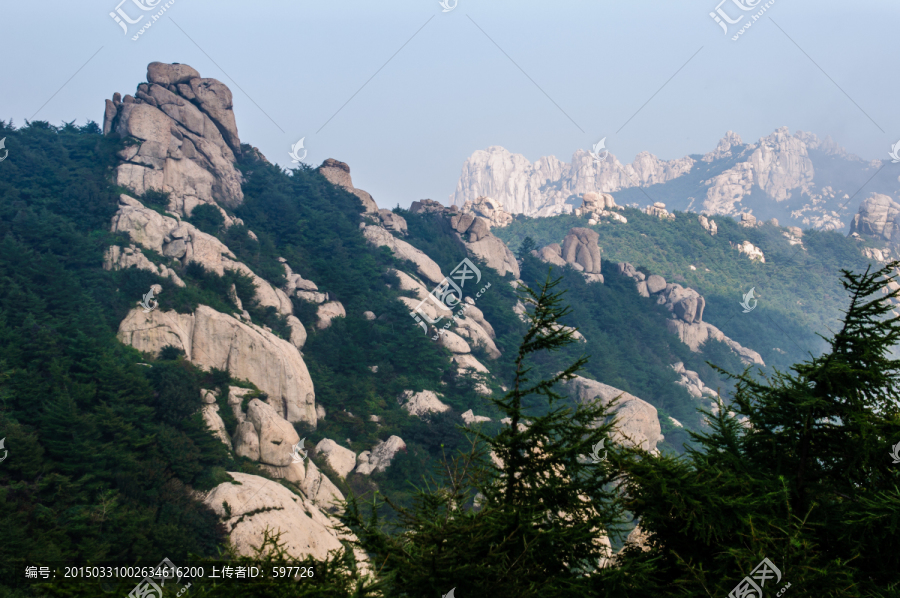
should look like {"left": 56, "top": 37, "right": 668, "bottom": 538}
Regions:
{"left": 451, "top": 128, "right": 900, "bottom": 231}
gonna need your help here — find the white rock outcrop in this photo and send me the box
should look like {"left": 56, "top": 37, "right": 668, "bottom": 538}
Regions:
{"left": 363, "top": 225, "right": 445, "bottom": 285}
{"left": 118, "top": 305, "right": 317, "bottom": 426}
{"left": 315, "top": 439, "right": 357, "bottom": 480}
{"left": 450, "top": 146, "right": 692, "bottom": 216}
{"left": 204, "top": 472, "right": 363, "bottom": 564}
{"left": 671, "top": 362, "right": 718, "bottom": 399}
{"left": 702, "top": 127, "right": 815, "bottom": 215}
{"left": 450, "top": 212, "right": 520, "bottom": 278}
{"left": 316, "top": 301, "right": 346, "bottom": 330}
{"left": 461, "top": 409, "right": 492, "bottom": 425}
{"left": 400, "top": 390, "right": 451, "bottom": 418}
{"left": 104, "top": 62, "right": 244, "bottom": 216}
{"left": 354, "top": 436, "right": 406, "bottom": 475}
{"left": 104, "top": 244, "right": 185, "bottom": 287}
{"left": 460, "top": 196, "right": 514, "bottom": 228}
{"left": 732, "top": 240, "right": 765, "bottom": 262}
{"left": 378, "top": 209, "right": 408, "bottom": 234}
{"left": 618, "top": 262, "right": 764, "bottom": 366}
{"left": 564, "top": 376, "right": 664, "bottom": 453}
{"left": 317, "top": 158, "right": 378, "bottom": 213}
{"left": 645, "top": 202, "right": 674, "bottom": 219}
{"left": 201, "top": 390, "right": 232, "bottom": 449}
{"left": 698, "top": 214, "right": 717, "bottom": 236}
{"left": 111, "top": 194, "right": 295, "bottom": 318}
{"left": 850, "top": 193, "right": 900, "bottom": 246}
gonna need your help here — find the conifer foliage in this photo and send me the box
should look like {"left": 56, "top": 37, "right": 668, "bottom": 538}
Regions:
{"left": 613, "top": 263, "right": 900, "bottom": 597}
{"left": 343, "top": 275, "right": 632, "bottom": 597}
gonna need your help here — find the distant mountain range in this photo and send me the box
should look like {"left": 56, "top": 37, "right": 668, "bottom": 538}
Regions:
{"left": 450, "top": 128, "right": 900, "bottom": 231}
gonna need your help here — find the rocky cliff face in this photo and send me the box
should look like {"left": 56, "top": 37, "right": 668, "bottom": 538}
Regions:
{"left": 104, "top": 62, "right": 244, "bottom": 217}
{"left": 450, "top": 145, "right": 693, "bottom": 216}
{"left": 118, "top": 305, "right": 317, "bottom": 426}
{"left": 453, "top": 129, "right": 883, "bottom": 231}
{"left": 702, "top": 127, "right": 814, "bottom": 214}
{"left": 850, "top": 193, "right": 900, "bottom": 244}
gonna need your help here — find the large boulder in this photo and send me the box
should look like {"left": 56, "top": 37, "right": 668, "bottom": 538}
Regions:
{"left": 535, "top": 243, "right": 568, "bottom": 268}
{"left": 245, "top": 399, "right": 300, "bottom": 467}
{"left": 118, "top": 305, "right": 317, "bottom": 426}
{"left": 104, "top": 244, "right": 185, "bottom": 287}
{"left": 564, "top": 376, "right": 664, "bottom": 453}
{"left": 354, "top": 436, "right": 407, "bottom": 475}
{"left": 201, "top": 391, "right": 231, "bottom": 450}
{"left": 378, "top": 209, "right": 408, "bottom": 234}
{"left": 850, "top": 194, "right": 900, "bottom": 243}
{"left": 461, "top": 409, "right": 492, "bottom": 425}
{"left": 450, "top": 212, "right": 520, "bottom": 278}
{"left": 363, "top": 225, "right": 445, "bottom": 285}
{"left": 104, "top": 62, "right": 243, "bottom": 214}
{"left": 666, "top": 319, "right": 764, "bottom": 366}
{"left": 316, "top": 301, "right": 346, "bottom": 330}
{"left": 298, "top": 460, "right": 345, "bottom": 512}
{"left": 318, "top": 159, "right": 378, "bottom": 213}
{"left": 400, "top": 390, "right": 451, "bottom": 418}
{"left": 111, "top": 195, "right": 294, "bottom": 317}
{"left": 660, "top": 284, "right": 706, "bottom": 324}
{"left": 645, "top": 274, "right": 666, "bottom": 294}
{"left": 315, "top": 439, "right": 357, "bottom": 480}
{"left": 560, "top": 227, "right": 603, "bottom": 276}
{"left": 204, "top": 472, "right": 364, "bottom": 564}
{"left": 580, "top": 191, "right": 617, "bottom": 212}
{"left": 460, "top": 196, "right": 514, "bottom": 228}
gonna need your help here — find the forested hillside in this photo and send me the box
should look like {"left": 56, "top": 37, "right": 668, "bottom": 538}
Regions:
{"left": 495, "top": 207, "right": 881, "bottom": 374}
{"left": 1, "top": 111, "right": 896, "bottom": 597}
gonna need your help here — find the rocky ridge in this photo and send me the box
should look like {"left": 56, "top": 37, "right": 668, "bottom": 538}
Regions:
{"left": 104, "top": 62, "right": 244, "bottom": 218}
{"left": 617, "top": 262, "right": 764, "bottom": 366}
{"left": 452, "top": 129, "right": 878, "bottom": 231}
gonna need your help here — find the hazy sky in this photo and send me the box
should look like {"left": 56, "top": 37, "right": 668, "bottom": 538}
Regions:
{"left": 2, "top": 0, "right": 897, "bottom": 209}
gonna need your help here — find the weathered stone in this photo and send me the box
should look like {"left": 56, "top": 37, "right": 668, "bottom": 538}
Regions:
{"left": 459, "top": 196, "right": 514, "bottom": 228}
{"left": 147, "top": 62, "right": 201, "bottom": 86}
{"left": 564, "top": 376, "right": 664, "bottom": 453}
{"left": 204, "top": 472, "right": 366, "bottom": 566}
{"left": 232, "top": 421, "right": 260, "bottom": 461}
{"left": 400, "top": 390, "right": 450, "bottom": 418}
{"left": 202, "top": 401, "right": 232, "bottom": 450}
{"left": 461, "top": 409, "right": 492, "bottom": 425}
{"left": 117, "top": 305, "right": 317, "bottom": 426}
{"left": 378, "top": 209, "right": 408, "bottom": 234}
{"left": 646, "top": 275, "right": 666, "bottom": 294}
{"left": 103, "top": 244, "right": 185, "bottom": 287}
{"left": 363, "top": 225, "right": 444, "bottom": 284}
{"left": 316, "top": 301, "right": 346, "bottom": 330}
{"left": 354, "top": 436, "right": 406, "bottom": 475}
{"left": 318, "top": 159, "right": 378, "bottom": 213}
{"left": 107, "top": 63, "right": 244, "bottom": 213}
{"left": 315, "top": 439, "right": 357, "bottom": 480}
{"left": 245, "top": 399, "right": 300, "bottom": 467}
{"left": 438, "top": 329, "right": 471, "bottom": 354}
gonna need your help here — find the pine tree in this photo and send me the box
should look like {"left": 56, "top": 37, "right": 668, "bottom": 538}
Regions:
{"left": 342, "top": 275, "right": 632, "bottom": 597}
{"left": 614, "top": 263, "right": 900, "bottom": 596}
